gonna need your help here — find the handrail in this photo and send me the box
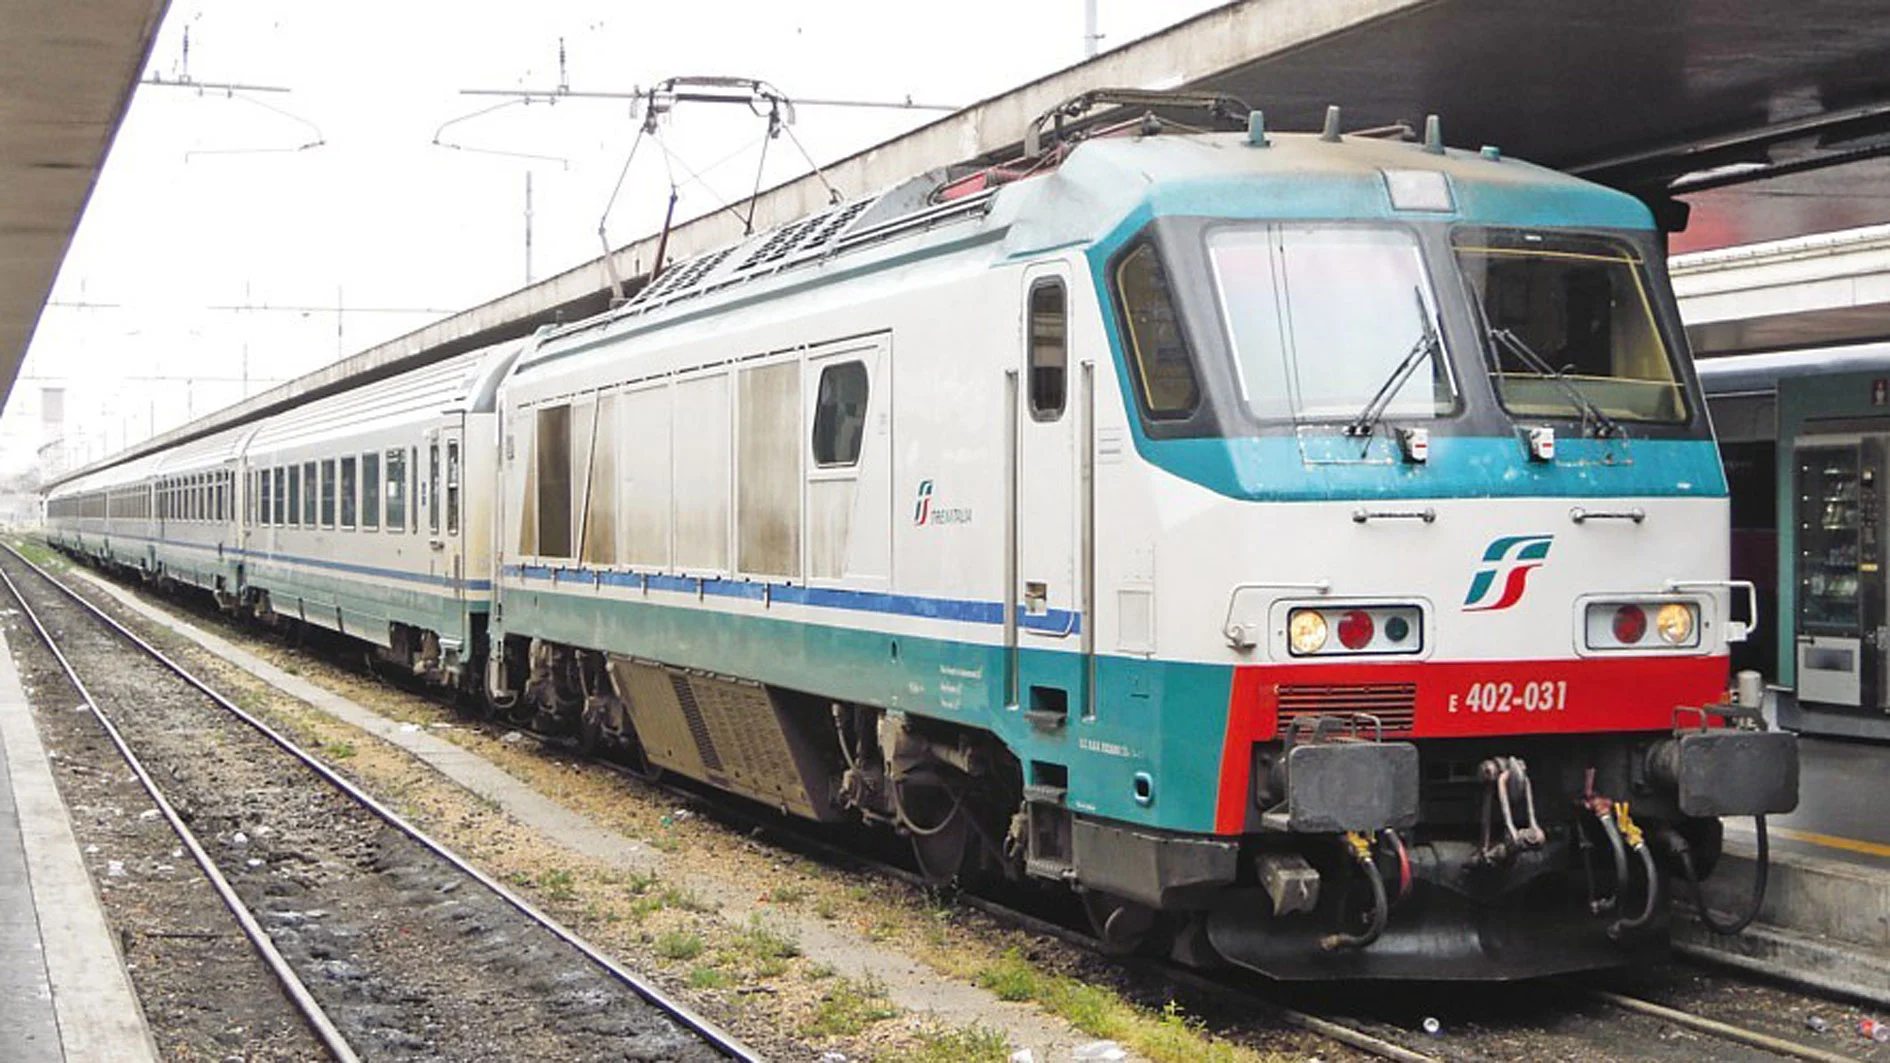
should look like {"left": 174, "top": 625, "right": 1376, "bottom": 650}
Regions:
{"left": 1223, "top": 580, "right": 1332, "bottom": 649}
{"left": 1665, "top": 578, "right": 1759, "bottom": 642}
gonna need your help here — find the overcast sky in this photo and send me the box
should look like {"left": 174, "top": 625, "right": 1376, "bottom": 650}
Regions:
{"left": 3, "top": 0, "right": 1226, "bottom": 476}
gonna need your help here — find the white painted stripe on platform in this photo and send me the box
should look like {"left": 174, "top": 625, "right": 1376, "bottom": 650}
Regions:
{"left": 0, "top": 625, "right": 159, "bottom": 1062}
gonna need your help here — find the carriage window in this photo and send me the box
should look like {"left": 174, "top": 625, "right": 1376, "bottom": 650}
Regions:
{"left": 385, "top": 449, "right": 407, "bottom": 530}
{"left": 321, "top": 459, "right": 337, "bottom": 527}
{"left": 1028, "top": 278, "right": 1067, "bottom": 420}
{"left": 274, "top": 467, "right": 288, "bottom": 526}
{"left": 361, "top": 452, "right": 380, "bottom": 529}
{"left": 287, "top": 465, "right": 301, "bottom": 527}
{"left": 447, "top": 440, "right": 461, "bottom": 536}
{"left": 302, "top": 461, "right": 317, "bottom": 525}
{"left": 1114, "top": 240, "right": 1200, "bottom": 419}
{"left": 428, "top": 443, "right": 440, "bottom": 534}
{"left": 259, "top": 469, "right": 273, "bottom": 526}
{"left": 811, "top": 361, "right": 869, "bottom": 467}
{"left": 340, "top": 457, "right": 357, "bottom": 528}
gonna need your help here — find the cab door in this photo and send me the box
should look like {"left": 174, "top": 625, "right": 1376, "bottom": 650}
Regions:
{"left": 1012, "top": 265, "right": 1084, "bottom": 725}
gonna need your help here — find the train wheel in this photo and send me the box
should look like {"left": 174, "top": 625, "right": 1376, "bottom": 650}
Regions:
{"left": 899, "top": 778, "right": 971, "bottom": 886}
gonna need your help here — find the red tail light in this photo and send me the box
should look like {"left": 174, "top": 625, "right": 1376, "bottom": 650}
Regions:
{"left": 1337, "top": 610, "right": 1376, "bottom": 650}
{"left": 1612, "top": 604, "right": 1647, "bottom": 644}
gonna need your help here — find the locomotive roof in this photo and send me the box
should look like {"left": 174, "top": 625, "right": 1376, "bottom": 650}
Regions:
{"left": 526, "top": 127, "right": 1654, "bottom": 368}
{"left": 1002, "top": 129, "right": 1655, "bottom": 253}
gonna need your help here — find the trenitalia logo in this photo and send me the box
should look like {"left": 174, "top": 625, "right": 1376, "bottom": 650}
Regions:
{"left": 912, "top": 480, "right": 971, "bottom": 527}
{"left": 1463, "top": 534, "right": 1554, "bottom": 612}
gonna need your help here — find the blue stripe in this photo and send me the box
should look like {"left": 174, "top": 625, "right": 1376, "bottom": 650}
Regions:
{"left": 71, "top": 530, "right": 492, "bottom": 592}
{"left": 502, "top": 563, "right": 1079, "bottom": 633}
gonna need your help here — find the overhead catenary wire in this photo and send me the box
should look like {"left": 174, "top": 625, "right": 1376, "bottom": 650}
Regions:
{"left": 141, "top": 23, "right": 326, "bottom": 158}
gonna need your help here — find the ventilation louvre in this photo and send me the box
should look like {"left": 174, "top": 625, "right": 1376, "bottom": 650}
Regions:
{"left": 1275, "top": 683, "right": 1417, "bottom": 737}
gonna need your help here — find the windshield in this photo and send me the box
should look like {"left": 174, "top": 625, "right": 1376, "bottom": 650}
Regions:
{"left": 1207, "top": 225, "right": 1454, "bottom": 424}
{"left": 1455, "top": 230, "right": 1687, "bottom": 424}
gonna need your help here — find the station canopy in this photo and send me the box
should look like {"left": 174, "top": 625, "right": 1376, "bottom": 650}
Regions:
{"left": 1171, "top": 0, "right": 1890, "bottom": 255}
{"left": 0, "top": 0, "right": 166, "bottom": 416}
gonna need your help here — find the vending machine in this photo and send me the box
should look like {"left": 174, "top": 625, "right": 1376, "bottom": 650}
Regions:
{"left": 1791, "top": 434, "right": 1888, "bottom": 718}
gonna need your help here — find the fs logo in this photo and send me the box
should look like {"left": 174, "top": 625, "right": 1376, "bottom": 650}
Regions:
{"left": 1463, "top": 534, "right": 1553, "bottom": 612}
{"left": 913, "top": 479, "right": 934, "bottom": 525}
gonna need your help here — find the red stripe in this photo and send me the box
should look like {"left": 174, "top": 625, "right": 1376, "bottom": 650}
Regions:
{"left": 1210, "top": 654, "right": 1728, "bottom": 835}
{"left": 1214, "top": 667, "right": 1270, "bottom": 834}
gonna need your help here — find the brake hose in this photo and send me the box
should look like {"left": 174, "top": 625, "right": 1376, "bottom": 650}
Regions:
{"left": 1608, "top": 803, "right": 1662, "bottom": 938}
{"left": 1593, "top": 807, "right": 1629, "bottom": 912}
{"left": 1321, "top": 832, "right": 1389, "bottom": 951}
{"left": 1668, "top": 816, "right": 1769, "bottom": 936}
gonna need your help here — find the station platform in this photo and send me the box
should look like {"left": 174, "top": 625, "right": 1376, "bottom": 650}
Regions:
{"left": 0, "top": 627, "right": 157, "bottom": 1062}
{"left": 1684, "top": 733, "right": 1890, "bottom": 1006}
{"left": 1762, "top": 735, "right": 1890, "bottom": 869}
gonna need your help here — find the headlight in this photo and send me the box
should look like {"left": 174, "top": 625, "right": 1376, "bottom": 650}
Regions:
{"left": 1583, "top": 599, "right": 1701, "bottom": 650}
{"left": 1284, "top": 604, "right": 1423, "bottom": 656}
{"left": 1288, "top": 610, "right": 1329, "bottom": 654}
{"left": 1655, "top": 602, "right": 1695, "bottom": 645}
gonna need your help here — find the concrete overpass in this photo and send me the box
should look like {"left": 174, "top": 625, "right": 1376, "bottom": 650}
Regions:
{"left": 42, "top": 0, "right": 1890, "bottom": 475}
{"left": 0, "top": 1, "right": 168, "bottom": 415}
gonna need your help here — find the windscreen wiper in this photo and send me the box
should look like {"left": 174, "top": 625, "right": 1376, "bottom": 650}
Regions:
{"left": 1345, "top": 288, "right": 1441, "bottom": 440}
{"left": 1488, "top": 327, "right": 1622, "bottom": 439}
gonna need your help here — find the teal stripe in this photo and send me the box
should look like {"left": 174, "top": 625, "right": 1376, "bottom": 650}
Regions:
{"left": 499, "top": 583, "right": 1233, "bottom": 831}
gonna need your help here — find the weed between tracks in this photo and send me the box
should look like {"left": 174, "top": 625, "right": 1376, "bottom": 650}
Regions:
{"left": 43, "top": 552, "right": 1299, "bottom": 1063}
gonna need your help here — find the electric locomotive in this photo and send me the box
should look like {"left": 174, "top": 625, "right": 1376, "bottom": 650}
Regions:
{"left": 45, "top": 93, "right": 1799, "bottom": 980}
{"left": 482, "top": 96, "right": 1798, "bottom": 980}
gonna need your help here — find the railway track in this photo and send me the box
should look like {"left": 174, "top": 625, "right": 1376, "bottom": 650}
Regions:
{"left": 26, "top": 541, "right": 1886, "bottom": 1063}
{"left": 621, "top": 752, "right": 1874, "bottom": 1063}
{"left": 0, "top": 543, "right": 761, "bottom": 1063}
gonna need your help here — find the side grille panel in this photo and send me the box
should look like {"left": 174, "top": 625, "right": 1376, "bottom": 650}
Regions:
{"left": 1275, "top": 683, "right": 1418, "bottom": 737}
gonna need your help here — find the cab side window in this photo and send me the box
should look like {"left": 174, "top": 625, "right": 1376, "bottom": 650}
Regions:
{"left": 1114, "top": 240, "right": 1201, "bottom": 420}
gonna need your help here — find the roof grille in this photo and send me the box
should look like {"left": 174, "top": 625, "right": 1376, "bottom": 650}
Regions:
{"left": 632, "top": 245, "right": 736, "bottom": 306}
{"left": 737, "top": 213, "right": 825, "bottom": 271}
{"left": 1275, "top": 683, "right": 1417, "bottom": 737}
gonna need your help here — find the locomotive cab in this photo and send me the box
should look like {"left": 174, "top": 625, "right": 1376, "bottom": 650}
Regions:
{"left": 1047, "top": 126, "right": 1800, "bottom": 978}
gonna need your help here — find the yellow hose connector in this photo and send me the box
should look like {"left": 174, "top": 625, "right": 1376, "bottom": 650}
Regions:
{"left": 1344, "top": 830, "right": 1373, "bottom": 862}
{"left": 1615, "top": 801, "right": 1645, "bottom": 849}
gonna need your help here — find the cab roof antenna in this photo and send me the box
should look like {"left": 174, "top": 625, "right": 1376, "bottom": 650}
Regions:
{"left": 1320, "top": 105, "right": 1343, "bottom": 142}
{"left": 1423, "top": 114, "right": 1446, "bottom": 154}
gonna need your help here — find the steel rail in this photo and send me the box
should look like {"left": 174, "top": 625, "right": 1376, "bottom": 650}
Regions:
{"left": 0, "top": 557, "right": 363, "bottom": 1063}
{"left": 1585, "top": 988, "right": 1864, "bottom": 1063}
{"left": 2, "top": 544, "right": 764, "bottom": 1063}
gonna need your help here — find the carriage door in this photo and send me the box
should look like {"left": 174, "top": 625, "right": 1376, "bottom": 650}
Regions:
{"left": 1013, "top": 265, "right": 1084, "bottom": 727}
{"left": 429, "top": 423, "right": 467, "bottom": 620}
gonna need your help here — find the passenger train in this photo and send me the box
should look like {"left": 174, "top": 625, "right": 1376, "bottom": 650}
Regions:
{"left": 44, "top": 97, "right": 1798, "bottom": 980}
